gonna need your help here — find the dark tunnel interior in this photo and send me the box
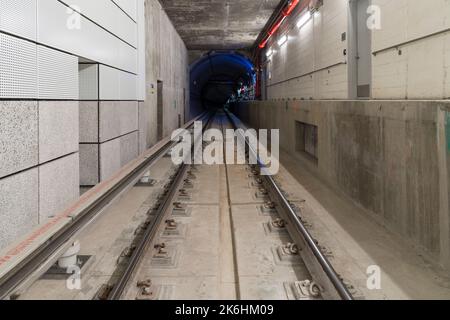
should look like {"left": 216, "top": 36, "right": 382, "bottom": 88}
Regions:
{"left": 189, "top": 52, "right": 256, "bottom": 118}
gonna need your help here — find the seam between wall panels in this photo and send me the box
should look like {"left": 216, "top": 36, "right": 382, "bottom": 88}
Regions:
{"left": 56, "top": 0, "right": 137, "bottom": 49}
{"left": 0, "top": 30, "right": 138, "bottom": 78}
{"left": 80, "top": 130, "right": 140, "bottom": 146}
{"left": 110, "top": 0, "right": 137, "bottom": 23}
{"left": 0, "top": 152, "right": 78, "bottom": 188}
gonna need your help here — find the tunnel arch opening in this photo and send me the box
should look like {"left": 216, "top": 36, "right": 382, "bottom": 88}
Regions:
{"left": 190, "top": 51, "right": 256, "bottom": 118}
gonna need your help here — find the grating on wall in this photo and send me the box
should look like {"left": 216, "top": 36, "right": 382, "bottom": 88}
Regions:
{"left": 38, "top": 45, "right": 79, "bottom": 100}
{"left": 0, "top": 0, "right": 37, "bottom": 41}
{"left": 0, "top": 32, "right": 37, "bottom": 99}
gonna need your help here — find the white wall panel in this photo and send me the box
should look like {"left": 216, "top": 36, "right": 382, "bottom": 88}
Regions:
{"left": 0, "top": 33, "right": 37, "bottom": 98}
{"left": 119, "top": 40, "right": 138, "bottom": 74}
{"left": 120, "top": 71, "right": 137, "bottom": 100}
{"left": 59, "top": 0, "right": 137, "bottom": 47}
{"left": 37, "top": 0, "right": 137, "bottom": 74}
{"left": 37, "top": 45, "right": 79, "bottom": 100}
{"left": 99, "top": 65, "right": 137, "bottom": 100}
{"left": 0, "top": 0, "right": 37, "bottom": 41}
{"left": 99, "top": 65, "right": 120, "bottom": 100}
{"left": 79, "top": 64, "right": 99, "bottom": 100}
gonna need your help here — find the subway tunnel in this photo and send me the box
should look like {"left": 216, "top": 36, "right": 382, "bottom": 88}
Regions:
{"left": 0, "top": 0, "right": 449, "bottom": 305}
{"left": 190, "top": 52, "right": 256, "bottom": 115}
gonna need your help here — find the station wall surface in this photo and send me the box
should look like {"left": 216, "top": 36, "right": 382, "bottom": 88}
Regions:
{"left": 237, "top": 100, "right": 450, "bottom": 270}
{"left": 143, "top": 0, "right": 189, "bottom": 146}
{"left": 262, "top": 0, "right": 450, "bottom": 100}
{"left": 0, "top": 0, "right": 190, "bottom": 250}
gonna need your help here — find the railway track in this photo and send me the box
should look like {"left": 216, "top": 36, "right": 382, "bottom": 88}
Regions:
{"left": 0, "top": 111, "right": 352, "bottom": 301}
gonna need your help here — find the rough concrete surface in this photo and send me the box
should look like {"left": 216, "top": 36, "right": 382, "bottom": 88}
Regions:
{"left": 159, "top": 0, "right": 280, "bottom": 50}
{"left": 276, "top": 149, "right": 450, "bottom": 299}
{"left": 0, "top": 101, "right": 38, "bottom": 178}
{"left": 39, "top": 101, "right": 79, "bottom": 164}
{"left": 0, "top": 168, "right": 39, "bottom": 251}
{"left": 145, "top": 0, "right": 189, "bottom": 141}
{"left": 79, "top": 144, "right": 99, "bottom": 186}
{"left": 39, "top": 153, "right": 80, "bottom": 222}
{"left": 236, "top": 100, "right": 450, "bottom": 270}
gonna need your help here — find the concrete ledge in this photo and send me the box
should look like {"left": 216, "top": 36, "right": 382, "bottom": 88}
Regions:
{"left": 39, "top": 101, "right": 79, "bottom": 164}
{"left": 0, "top": 101, "right": 38, "bottom": 179}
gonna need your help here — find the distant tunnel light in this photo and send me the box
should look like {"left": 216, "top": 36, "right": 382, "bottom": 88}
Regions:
{"left": 297, "top": 11, "right": 312, "bottom": 29}
{"left": 266, "top": 49, "right": 273, "bottom": 58}
{"left": 277, "top": 35, "right": 288, "bottom": 47}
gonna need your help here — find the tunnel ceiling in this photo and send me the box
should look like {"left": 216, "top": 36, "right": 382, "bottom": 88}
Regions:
{"left": 159, "top": 0, "right": 282, "bottom": 50}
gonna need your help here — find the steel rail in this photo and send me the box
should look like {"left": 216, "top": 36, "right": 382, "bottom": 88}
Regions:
{"left": 106, "top": 164, "right": 188, "bottom": 300}
{"left": 0, "top": 112, "right": 210, "bottom": 300}
{"left": 107, "top": 113, "right": 215, "bottom": 300}
{"left": 224, "top": 109, "right": 353, "bottom": 300}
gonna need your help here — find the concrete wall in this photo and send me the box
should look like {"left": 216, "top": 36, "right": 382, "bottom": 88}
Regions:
{"left": 143, "top": 0, "right": 189, "bottom": 146}
{"left": 264, "top": 0, "right": 349, "bottom": 100}
{"left": 371, "top": 0, "right": 450, "bottom": 99}
{"left": 262, "top": 0, "right": 450, "bottom": 100}
{"left": 236, "top": 100, "right": 450, "bottom": 270}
